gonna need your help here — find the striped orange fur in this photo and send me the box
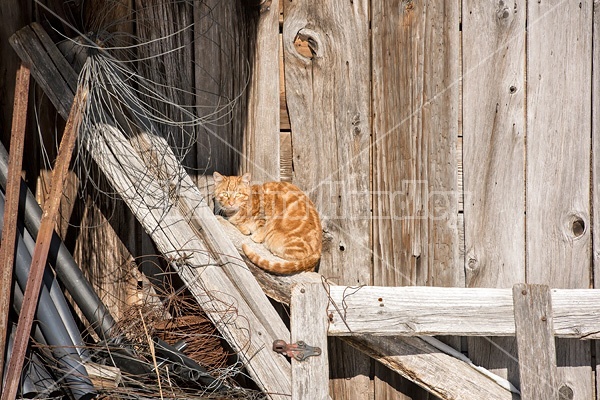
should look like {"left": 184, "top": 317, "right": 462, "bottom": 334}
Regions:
{"left": 213, "top": 172, "right": 322, "bottom": 274}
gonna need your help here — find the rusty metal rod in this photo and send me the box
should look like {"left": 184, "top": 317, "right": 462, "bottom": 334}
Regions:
{"left": 1, "top": 84, "right": 87, "bottom": 400}
{"left": 0, "top": 62, "right": 30, "bottom": 390}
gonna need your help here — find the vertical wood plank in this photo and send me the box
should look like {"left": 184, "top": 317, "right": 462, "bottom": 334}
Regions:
{"left": 372, "top": 0, "right": 459, "bottom": 397}
{"left": 512, "top": 284, "right": 558, "bottom": 400}
{"left": 283, "top": 0, "right": 371, "bottom": 398}
{"left": 462, "top": 0, "right": 526, "bottom": 387}
{"left": 371, "top": 0, "right": 460, "bottom": 287}
{"left": 194, "top": 0, "right": 247, "bottom": 176}
{"left": 527, "top": 1, "right": 593, "bottom": 398}
{"left": 245, "top": 1, "right": 280, "bottom": 181}
{"left": 593, "top": 1, "right": 600, "bottom": 398}
{"left": 290, "top": 283, "right": 329, "bottom": 400}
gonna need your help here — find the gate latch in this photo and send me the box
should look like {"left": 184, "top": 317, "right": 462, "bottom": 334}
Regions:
{"left": 273, "top": 339, "right": 321, "bottom": 361}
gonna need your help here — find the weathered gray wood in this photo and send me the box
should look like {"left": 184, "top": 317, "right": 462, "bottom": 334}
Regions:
{"left": 594, "top": 2, "right": 600, "bottom": 398}
{"left": 83, "top": 123, "right": 292, "bottom": 398}
{"left": 245, "top": 0, "right": 280, "bottom": 181}
{"left": 462, "top": 0, "right": 526, "bottom": 388}
{"left": 512, "top": 284, "right": 558, "bottom": 400}
{"left": 527, "top": 1, "right": 593, "bottom": 398}
{"left": 193, "top": 0, "right": 247, "bottom": 175}
{"left": 283, "top": 1, "right": 372, "bottom": 398}
{"left": 371, "top": 3, "right": 459, "bottom": 396}
{"left": 290, "top": 283, "right": 330, "bottom": 400}
{"left": 220, "top": 220, "right": 517, "bottom": 399}
{"left": 371, "top": 0, "right": 460, "bottom": 288}
{"left": 345, "top": 336, "right": 518, "bottom": 400}
{"left": 324, "top": 285, "right": 600, "bottom": 338}
{"left": 12, "top": 29, "right": 293, "bottom": 397}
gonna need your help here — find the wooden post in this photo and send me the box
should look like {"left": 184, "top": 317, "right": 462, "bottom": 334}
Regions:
{"left": 0, "top": 62, "right": 30, "bottom": 390}
{"left": 290, "top": 283, "right": 330, "bottom": 400}
{"left": 512, "top": 284, "right": 558, "bottom": 400}
{"left": 1, "top": 84, "right": 87, "bottom": 400}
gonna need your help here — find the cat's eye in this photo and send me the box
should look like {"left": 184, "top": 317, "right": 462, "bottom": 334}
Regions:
{"left": 220, "top": 192, "right": 229, "bottom": 198}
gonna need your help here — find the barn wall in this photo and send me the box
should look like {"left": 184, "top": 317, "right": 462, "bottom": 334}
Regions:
{"left": 2, "top": 0, "right": 599, "bottom": 398}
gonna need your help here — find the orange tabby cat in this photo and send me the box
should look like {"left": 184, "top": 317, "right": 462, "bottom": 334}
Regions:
{"left": 213, "top": 172, "right": 322, "bottom": 274}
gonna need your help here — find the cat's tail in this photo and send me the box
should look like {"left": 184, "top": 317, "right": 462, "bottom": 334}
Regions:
{"left": 242, "top": 244, "right": 320, "bottom": 275}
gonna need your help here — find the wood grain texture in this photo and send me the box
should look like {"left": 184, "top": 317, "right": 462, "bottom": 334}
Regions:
{"left": 372, "top": 0, "right": 460, "bottom": 288}
{"left": 215, "top": 221, "right": 520, "bottom": 399}
{"left": 526, "top": 1, "right": 593, "bottom": 398}
{"left": 512, "top": 284, "right": 558, "bottom": 400}
{"left": 194, "top": 0, "right": 247, "bottom": 176}
{"left": 84, "top": 124, "right": 292, "bottom": 399}
{"left": 594, "top": 2, "right": 600, "bottom": 398}
{"left": 345, "top": 335, "right": 518, "bottom": 400}
{"left": 325, "top": 285, "right": 600, "bottom": 338}
{"left": 461, "top": 0, "right": 526, "bottom": 389}
{"left": 245, "top": 1, "right": 280, "bottom": 181}
{"left": 283, "top": 1, "right": 372, "bottom": 398}
{"left": 291, "top": 283, "right": 330, "bottom": 400}
{"left": 371, "top": 1, "right": 459, "bottom": 397}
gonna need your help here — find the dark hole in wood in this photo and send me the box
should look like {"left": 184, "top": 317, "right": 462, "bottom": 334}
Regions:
{"left": 572, "top": 218, "right": 585, "bottom": 237}
{"left": 339, "top": 244, "right": 345, "bottom": 251}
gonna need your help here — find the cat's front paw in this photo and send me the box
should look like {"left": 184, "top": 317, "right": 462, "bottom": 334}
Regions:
{"left": 237, "top": 225, "right": 252, "bottom": 235}
{"left": 250, "top": 231, "right": 266, "bottom": 243}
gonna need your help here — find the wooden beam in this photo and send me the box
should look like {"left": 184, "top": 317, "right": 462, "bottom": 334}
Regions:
{"left": 325, "top": 285, "right": 600, "bottom": 338}
{"left": 11, "top": 24, "right": 293, "bottom": 398}
{"left": 219, "top": 219, "right": 518, "bottom": 399}
{"left": 290, "top": 283, "right": 330, "bottom": 400}
{"left": 0, "top": 62, "right": 30, "bottom": 390}
{"left": 1, "top": 83, "right": 87, "bottom": 400}
{"left": 513, "top": 284, "right": 558, "bottom": 399}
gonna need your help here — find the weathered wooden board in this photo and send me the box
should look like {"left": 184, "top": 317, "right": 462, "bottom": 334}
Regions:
{"left": 526, "top": 1, "right": 593, "bottom": 398}
{"left": 219, "top": 218, "right": 520, "bottom": 399}
{"left": 462, "top": 0, "right": 526, "bottom": 388}
{"left": 345, "top": 335, "right": 517, "bottom": 400}
{"left": 245, "top": 0, "right": 280, "bottom": 181}
{"left": 290, "top": 283, "right": 330, "bottom": 400}
{"left": 513, "top": 284, "right": 558, "bottom": 400}
{"left": 594, "top": 2, "right": 600, "bottom": 398}
{"left": 12, "top": 26, "right": 293, "bottom": 398}
{"left": 283, "top": 0, "right": 372, "bottom": 398}
{"left": 83, "top": 123, "right": 292, "bottom": 398}
{"left": 324, "top": 285, "right": 600, "bottom": 338}
{"left": 371, "top": 1, "right": 460, "bottom": 397}
{"left": 371, "top": 0, "right": 460, "bottom": 288}
{"left": 193, "top": 0, "right": 247, "bottom": 176}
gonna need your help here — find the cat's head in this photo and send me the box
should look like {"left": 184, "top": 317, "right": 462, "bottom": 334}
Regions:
{"left": 213, "top": 172, "right": 252, "bottom": 216}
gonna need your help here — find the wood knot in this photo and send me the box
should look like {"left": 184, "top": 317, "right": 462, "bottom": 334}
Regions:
{"left": 559, "top": 384, "right": 574, "bottom": 400}
{"left": 294, "top": 29, "right": 321, "bottom": 60}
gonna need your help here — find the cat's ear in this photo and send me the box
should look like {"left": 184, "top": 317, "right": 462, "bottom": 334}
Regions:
{"left": 213, "top": 171, "right": 224, "bottom": 183}
{"left": 241, "top": 173, "right": 252, "bottom": 185}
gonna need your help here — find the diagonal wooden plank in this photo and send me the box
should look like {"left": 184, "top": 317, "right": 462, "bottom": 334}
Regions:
{"left": 0, "top": 62, "right": 30, "bottom": 390}
{"left": 11, "top": 23, "right": 293, "bottom": 398}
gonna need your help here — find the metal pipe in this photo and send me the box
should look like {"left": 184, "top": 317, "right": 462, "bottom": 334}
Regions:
{"left": 0, "top": 196, "right": 95, "bottom": 400}
{"left": 0, "top": 141, "right": 116, "bottom": 340}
